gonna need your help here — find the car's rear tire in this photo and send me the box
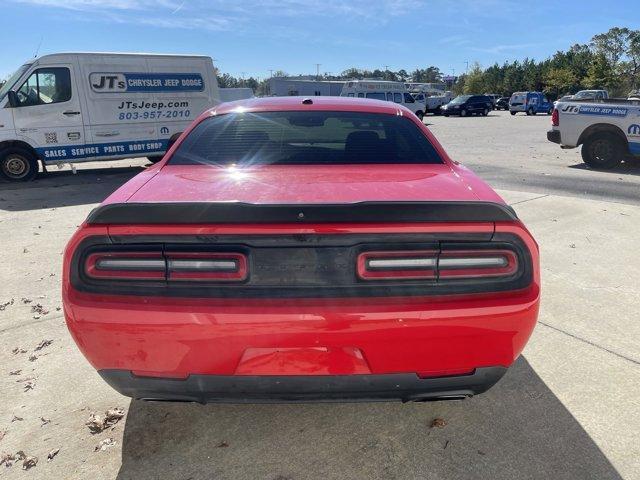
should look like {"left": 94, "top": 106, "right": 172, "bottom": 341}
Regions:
{"left": 547, "top": 107, "right": 553, "bottom": 115}
{"left": 460, "top": 109, "right": 468, "bottom": 117}
{"left": 510, "top": 111, "right": 516, "bottom": 116}
{"left": 527, "top": 107, "right": 535, "bottom": 115}
{"left": 482, "top": 108, "right": 489, "bottom": 116}
{"left": 415, "top": 111, "right": 424, "bottom": 121}
{"left": 0, "top": 147, "right": 39, "bottom": 182}
{"left": 581, "top": 133, "right": 624, "bottom": 169}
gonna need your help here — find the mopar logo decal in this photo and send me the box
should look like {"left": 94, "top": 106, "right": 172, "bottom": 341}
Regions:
{"left": 628, "top": 124, "right": 640, "bottom": 136}
{"left": 561, "top": 104, "right": 580, "bottom": 114}
{"left": 90, "top": 72, "right": 204, "bottom": 93}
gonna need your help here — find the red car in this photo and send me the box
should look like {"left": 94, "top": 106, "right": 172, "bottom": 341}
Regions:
{"left": 63, "top": 97, "right": 539, "bottom": 403}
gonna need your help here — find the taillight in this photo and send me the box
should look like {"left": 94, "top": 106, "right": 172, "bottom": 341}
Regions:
{"left": 438, "top": 249, "right": 517, "bottom": 278}
{"left": 166, "top": 252, "right": 247, "bottom": 282}
{"left": 358, "top": 248, "right": 518, "bottom": 281}
{"left": 85, "top": 252, "right": 165, "bottom": 280}
{"left": 551, "top": 108, "right": 559, "bottom": 126}
{"left": 84, "top": 251, "right": 248, "bottom": 282}
{"left": 358, "top": 250, "right": 437, "bottom": 280}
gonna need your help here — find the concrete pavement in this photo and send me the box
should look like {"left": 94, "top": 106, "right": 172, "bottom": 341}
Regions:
{"left": 0, "top": 168, "right": 638, "bottom": 479}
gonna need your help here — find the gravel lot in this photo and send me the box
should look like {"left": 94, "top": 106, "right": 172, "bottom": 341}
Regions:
{"left": 0, "top": 110, "right": 638, "bottom": 479}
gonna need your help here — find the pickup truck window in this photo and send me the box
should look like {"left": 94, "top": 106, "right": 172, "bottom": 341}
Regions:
{"left": 169, "top": 111, "right": 444, "bottom": 166}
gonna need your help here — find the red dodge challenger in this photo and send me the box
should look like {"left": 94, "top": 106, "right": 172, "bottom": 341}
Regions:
{"left": 63, "top": 97, "right": 539, "bottom": 403}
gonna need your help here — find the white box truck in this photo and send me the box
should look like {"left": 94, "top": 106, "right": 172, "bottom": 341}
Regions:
{"left": 339, "top": 80, "right": 427, "bottom": 120}
{"left": 0, "top": 52, "right": 223, "bottom": 181}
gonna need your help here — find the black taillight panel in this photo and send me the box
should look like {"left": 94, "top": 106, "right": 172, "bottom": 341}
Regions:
{"left": 70, "top": 233, "right": 533, "bottom": 298}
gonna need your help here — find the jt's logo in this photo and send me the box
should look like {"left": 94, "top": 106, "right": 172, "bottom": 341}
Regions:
{"left": 628, "top": 124, "right": 640, "bottom": 136}
{"left": 90, "top": 73, "right": 126, "bottom": 92}
{"left": 561, "top": 104, "right": 580, "bottom": 114}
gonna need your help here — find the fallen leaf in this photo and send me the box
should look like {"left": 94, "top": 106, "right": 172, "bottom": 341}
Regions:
{"left": 21, "top": 298, "right": 32, "bottom": 304}
{"left": 0, "top": 299, "right": 14, "bottom": 311}
{"left": 11, "top": 347, "right": 26, "bottom": 355}
{"left": 430, "top": 418, "right": 448, "bottom": 429}
{"left": 34, "top": 340, "right": 53, "bottom": 351}
{"left": 1, "top": 452, "right": 15, "bottom": 467}
{"left": 11, "top": 416, "right": 23, "bottom": 423}
{"left": 23, "top": 380, "right": 36, "bottom": 392}
{"left": 86, "top": 407, "right": 125, "bottom": 434}
{"left": 215, "top": 441, "right": 229, "bottom": 448}
{"left": 28, "top": 355, "right": 38, "bottom": 362}
{"left": 40, "top": 417, "right": 51, "bottom": 427}
{"left": 0, "top": 430, "right": 6, "bottom": 442}
{"left": 31, "top": 304, "right": 49, "bottom": 316}
{"left": 9, "top": 370, "right": 21, "bottom": 376}
{"left": 22, "top": 455, "right": 37, "bottom": 470}
{"left": 94, "top": 438, "right": 116, "bottom": 452}
{"left": 47, "top": 448, "right": 60, "bottom": 462}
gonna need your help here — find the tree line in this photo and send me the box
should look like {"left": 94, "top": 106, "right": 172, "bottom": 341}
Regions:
{"left": 217, "top": 27, "right": 639, "bottom": 99}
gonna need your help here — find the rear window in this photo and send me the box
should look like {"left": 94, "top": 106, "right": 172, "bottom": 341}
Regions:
{"left": 169, "top": 111, "right": 443, "bottom": 166}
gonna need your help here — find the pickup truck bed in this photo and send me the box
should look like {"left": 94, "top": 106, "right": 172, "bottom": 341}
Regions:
{"left": 548, "top": 98, "right": 640, "bottom": 168}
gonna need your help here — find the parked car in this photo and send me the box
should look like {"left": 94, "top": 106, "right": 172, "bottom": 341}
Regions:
{"left": 509, "top": 92, "right": 553, "bottom": 115}
{"left": 484, "top": 94, "right": 501, "bottom": 108}
{"left": 548, "top": 97, "right": 640, "bottom": 169}
{"left": 63, "top": 96, "right": 540, "bottom": 403}
{"left": 0, "top": 52, "right": 227, "bottom": 182}
{"left": 340, "top": 80, "right": 427, "bottom": 119}
{"left": 495, "top": 97, "right": 510, "bottom": 110}
{"left": 410, "top": 91, "right": 454, "bottom": 115}
{"left": 572, "top": 89, "right": 608, "bottom": 101}
{"left": 441, "top": 95, "right": 493, "bottom": 117}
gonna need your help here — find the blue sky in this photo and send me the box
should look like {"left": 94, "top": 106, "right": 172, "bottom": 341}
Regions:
{"left": 1, "top": 0, "right": 638, "bottom": 80}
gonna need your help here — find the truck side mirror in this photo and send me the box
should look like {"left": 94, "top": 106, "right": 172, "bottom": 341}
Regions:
{"left": 7, "top": 91, "right": 19, "bottom": 108}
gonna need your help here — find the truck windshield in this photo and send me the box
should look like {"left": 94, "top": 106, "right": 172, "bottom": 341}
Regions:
{"left": 0, "top": 64, "right": 32, "bottom": 102}
{"left": 169, "top": 111, "right": 443, "bottom": 166}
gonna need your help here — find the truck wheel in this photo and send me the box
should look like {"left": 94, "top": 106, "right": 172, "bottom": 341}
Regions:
{"left": 0, "top": 147, "right": 39, "bottom": 182}
{"left": 482, "top": 108, "right": 489, "bottom": 116}
{"left": 147, "top": 155, "right": 164, "bottom": 163}
{"left": 510, "top": 111, "right": 516, "bottom": 116}
{"left": 460, "top": 109, "right": 468, "bottom": 117}
{"left": 416, "top": 111, "right": 424, "bottom": 121}
{"left": 581, "top": 133, "right": 624, "bottom": 169}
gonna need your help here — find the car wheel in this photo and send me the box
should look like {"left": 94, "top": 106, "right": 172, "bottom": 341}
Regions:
{"left": 482, "top": 108, "right": 489, "bottom": 116}
{"left": 460, "top": 109, "right": 467, "bottom": 117}
{"left": 581, "top": 133, "right": 624, "bottom": 169}
{"left": 0, "top": 147, "right": 39, "bottom": 182}
{"left": 147, "top": 155, "right": 164, "bottom": 163}
{"left": 526, "top": 107, "right": 534, "bottom": 116}
{"left": 547, "top": 107, "right": 553, "bottom": 115}
{"left": 510, "top": 111, "right": 516, "bottom": 116}
{"left": 416, "top": 111, "right": 424, "bottom": 121}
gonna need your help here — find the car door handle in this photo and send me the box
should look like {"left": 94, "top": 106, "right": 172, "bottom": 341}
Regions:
{"left": 95, "top": 132, "right": 120, "bottom": 137}
{"left": 63, "top": 110, "right": 81, "bottom": 116}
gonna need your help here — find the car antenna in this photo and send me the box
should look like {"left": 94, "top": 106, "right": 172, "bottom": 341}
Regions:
{"left": 33, "top": 36, "right": 44, "bottom": 58}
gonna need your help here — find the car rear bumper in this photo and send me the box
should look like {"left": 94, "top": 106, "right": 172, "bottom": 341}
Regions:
{"left": 547, "top": 130, "right": 561, "bottom": 144}
{"left": 98, "top": 366, "right": 508, "bottom": 403}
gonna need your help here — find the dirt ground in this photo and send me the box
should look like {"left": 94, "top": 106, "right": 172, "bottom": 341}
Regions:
{"left": 0, "top": 110, "right": 638, "bottom": 479}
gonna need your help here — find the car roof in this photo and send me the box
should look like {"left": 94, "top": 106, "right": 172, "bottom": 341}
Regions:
{"left": 209, "top": 96, "right": 410, "bottom": 117}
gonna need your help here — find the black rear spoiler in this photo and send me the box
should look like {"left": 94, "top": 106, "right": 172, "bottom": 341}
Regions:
{"left": 86, "top": 201, "right": 518, "bottom": 225}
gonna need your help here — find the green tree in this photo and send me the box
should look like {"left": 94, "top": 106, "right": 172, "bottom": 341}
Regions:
{"left": 544, "top": 67, "right": 577, "bottom": 97}
{"left": 463, "top": 63, "right": 485, "bottom": 94}
{"left": 585, "top": 53, "right": 619, "bottom": 92}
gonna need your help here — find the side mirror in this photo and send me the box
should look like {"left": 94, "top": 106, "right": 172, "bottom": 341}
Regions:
{"left": 7, "top": 91, "right": 19, "bottom": 108}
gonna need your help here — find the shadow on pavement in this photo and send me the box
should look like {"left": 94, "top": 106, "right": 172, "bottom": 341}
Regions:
{"left": 0, "top": 165, "right": 146, "bottom": 211}
{"left": 568, "top": 160, "right": 640, "bottom": 177}
{"left": 116, "top": 357, "right": 621, "bottom": 480}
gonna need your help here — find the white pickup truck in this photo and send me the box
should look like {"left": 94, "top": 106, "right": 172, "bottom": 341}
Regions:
{"left": 547, "top": 99, "right": 640, "bottom": 169}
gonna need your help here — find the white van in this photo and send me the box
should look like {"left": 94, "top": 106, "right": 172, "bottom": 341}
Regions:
{"left": 0, "top": 52, "right": 222, "bottom": 181}
{"left": 340, "top": 80, "right": 427, "bottom": 120}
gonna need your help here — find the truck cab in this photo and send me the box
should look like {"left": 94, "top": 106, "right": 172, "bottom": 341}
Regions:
{"left": 340, "top": 80, "right": 427, "bottom": 120}
{"left": 509, "top": 92, "right": 553, "bottom": 116}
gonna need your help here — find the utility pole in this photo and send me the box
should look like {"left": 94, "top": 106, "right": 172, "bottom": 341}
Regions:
{"left": 269, "top": 69, "right": 274, "bottom": 78}
{"left": 464, "top": 61, "right": 469, "bottom": 74}
{"left": 315, "top": 63, "right": 321, "bottom": 80}
{"left": 241, "top": 72, "right": 246, "bottom": 87}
